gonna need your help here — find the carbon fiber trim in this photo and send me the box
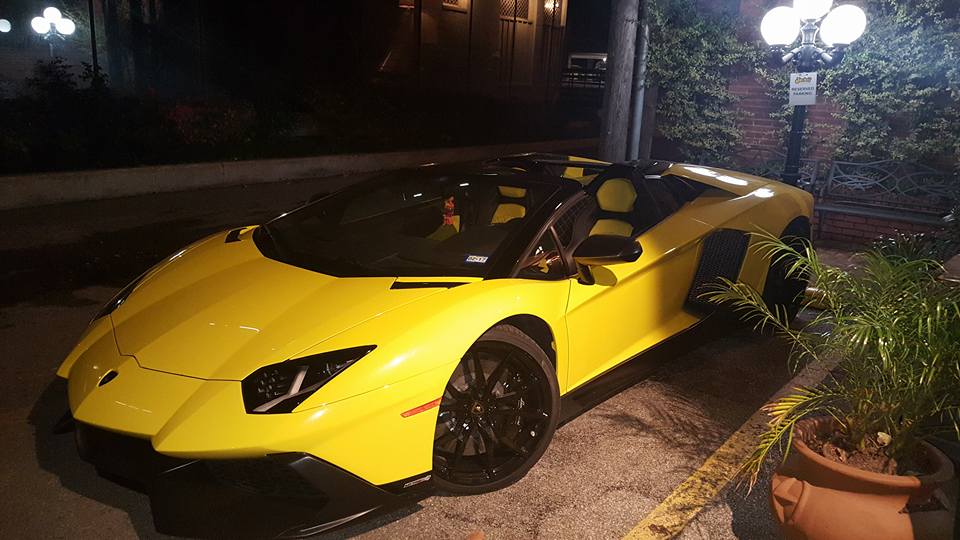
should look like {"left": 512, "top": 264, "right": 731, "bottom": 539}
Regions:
{"left": 686, "top": 229, "right": 750, "bottom": 310}
{"left": 225, "top": 228, "right": 243, "bottom": 243}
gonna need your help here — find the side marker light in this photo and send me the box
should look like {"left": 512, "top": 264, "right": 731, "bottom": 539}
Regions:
{"left": 401, "top": 397, "right": 442, "bottom": 418}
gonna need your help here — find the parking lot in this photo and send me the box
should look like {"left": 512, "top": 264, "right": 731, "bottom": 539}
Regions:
{"left": 1, "top": 175, "right": 811, "bottom": 539}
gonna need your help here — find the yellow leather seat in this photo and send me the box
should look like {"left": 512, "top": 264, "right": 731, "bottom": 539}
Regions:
{"left": 491, "top": 186, "right": 527, "bottom": 224}
{"left": 589, "top": 178, "right": 637, "bottom": 237}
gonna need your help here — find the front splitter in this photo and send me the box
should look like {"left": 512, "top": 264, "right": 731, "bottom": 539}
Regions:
{"left": 74, "top": 421, "right": 431, "bottom": 538}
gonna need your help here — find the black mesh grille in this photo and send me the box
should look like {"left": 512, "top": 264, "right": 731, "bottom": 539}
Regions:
{"left": 686, "top": 229, "right": 749, "bottom": 308}
{"left": 207, "top": 459, "right": 326, "bottom": 500}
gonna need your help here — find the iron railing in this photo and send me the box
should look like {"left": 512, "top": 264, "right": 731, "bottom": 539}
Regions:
{"left": 560, "top": 69, "right": 605, "bottom": 90}
{"left": 820, "top": 160, "right": 958, "bottom": 213}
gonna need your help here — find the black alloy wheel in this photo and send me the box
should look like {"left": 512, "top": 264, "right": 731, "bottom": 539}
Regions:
{"left": 432, "top": 325, "right": 559, "bottom": 494}
{"left": 762, "top": 219, "right": 812, "bottom": 323}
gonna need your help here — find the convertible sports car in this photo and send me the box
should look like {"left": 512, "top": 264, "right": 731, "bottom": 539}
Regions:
{"left": 58, "top": 154, "right": 813, "bottom": 537}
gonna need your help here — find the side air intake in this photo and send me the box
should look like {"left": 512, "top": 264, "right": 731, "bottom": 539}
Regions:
{"left": 686, "top": 229, "right": 750, "bottom": 311}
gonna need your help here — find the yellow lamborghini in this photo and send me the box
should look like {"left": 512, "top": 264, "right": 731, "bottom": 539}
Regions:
{"left": 57, "top": 154, "right": 813, "bottom": 537}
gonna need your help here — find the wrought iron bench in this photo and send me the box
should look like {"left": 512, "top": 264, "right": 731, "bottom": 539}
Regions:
{"left": 814, "top": 160, "right": 958, "bottom": 226}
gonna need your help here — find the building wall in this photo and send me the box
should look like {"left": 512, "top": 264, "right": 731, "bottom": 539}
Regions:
{"left": 812, "top": 212, "right": 940, "bottom": 245}
{"left": 383, "top": 0, "right": 568, "bottom": 102}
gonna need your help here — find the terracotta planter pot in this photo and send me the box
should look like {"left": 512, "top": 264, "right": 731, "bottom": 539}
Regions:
{"left": 771, "top": 417, "right": 956, "bottom": 540}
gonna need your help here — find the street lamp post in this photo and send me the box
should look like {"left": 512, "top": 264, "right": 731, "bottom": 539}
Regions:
{"left": 87, "top": 0, "right": 100, "bottom": 78}
{"left": 761, "top": 0, "right": 867, "bottom": 187}
{"left": 31, "top": 7, "right": 76, "bottom": 58}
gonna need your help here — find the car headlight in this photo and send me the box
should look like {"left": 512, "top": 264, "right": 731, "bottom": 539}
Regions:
{"left": 241, "top": 346, "right": 376, "bottom": 414}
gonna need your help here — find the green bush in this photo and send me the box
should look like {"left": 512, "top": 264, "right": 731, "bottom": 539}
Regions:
{"left": 873, "top": 203, "right": 960, "bottom": 262}
{"left": 0, "top": 60, "right": 586, "bottom": 174}
{"left": 647, "top": 0, "right": 764, "bottom": 162}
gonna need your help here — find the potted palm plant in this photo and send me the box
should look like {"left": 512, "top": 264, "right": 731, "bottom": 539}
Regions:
{"left": 705, "top": 234, "right": 959, "bottom": 539}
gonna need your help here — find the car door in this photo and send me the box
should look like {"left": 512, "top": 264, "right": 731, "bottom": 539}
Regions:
{"left": 561, "top": 175, "right": 713, "bottom": 392}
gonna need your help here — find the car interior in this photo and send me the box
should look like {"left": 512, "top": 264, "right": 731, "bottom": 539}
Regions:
{"left": 516, "top": 168, "right": 707, "bottom": 279}
{"left": 264, "top": 164, "right": 707, "bottom": 278}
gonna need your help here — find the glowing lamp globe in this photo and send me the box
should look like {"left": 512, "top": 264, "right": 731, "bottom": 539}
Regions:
{"left": 0, "top": 19, "right": 11, "bottom": 33}
{"left": 55, "top": 18, "right": 75, "bottom": 35}
{"left": 820, "top": 5, "right": 867, "bottom": 46}
{"left": 761, "top": 6, "right": 801, "bottom": 46}
{"left": 43, "top": 7, "right": 63, "bottom": 22}
{"left": 31, "top": 16, "right": 51, "bottom": 34}
{"left": 793, "top": 0, "right": 833, "bottom": 20}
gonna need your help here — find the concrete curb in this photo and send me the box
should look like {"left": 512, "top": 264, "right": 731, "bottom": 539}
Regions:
{"left": 0, "top": 138, "right": 597, "bottom": 210}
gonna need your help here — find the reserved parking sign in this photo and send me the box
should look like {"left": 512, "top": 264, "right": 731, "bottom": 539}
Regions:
{"left": 789, "top": 72, "right": 817, "bottom": 106}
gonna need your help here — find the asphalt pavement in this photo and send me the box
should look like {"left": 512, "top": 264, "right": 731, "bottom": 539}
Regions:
{"left": 1, "top": 173, "right": 797, "bottom": 539}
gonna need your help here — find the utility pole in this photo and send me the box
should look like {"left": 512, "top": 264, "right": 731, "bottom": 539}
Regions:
{"left": 599, "top": 0, "right": 639, "bottom": 162}
{"left": 626, "top": 1, "right": 649, "bottom": 161}
{"left": 414, "top": 0, "right": 422, "bottom": 88}
{"left": 87, "top": 0, "right": 100, "bottom": 78}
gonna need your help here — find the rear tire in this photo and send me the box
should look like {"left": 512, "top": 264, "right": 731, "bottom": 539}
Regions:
{"left": 762, "top": 219, "right": 811, "bottom": 323}
{"left": 432, "top": 325, "right": 559, "bottom": 494}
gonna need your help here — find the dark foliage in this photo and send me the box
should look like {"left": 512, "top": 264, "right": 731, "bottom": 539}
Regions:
{"left": 0, "top": 59, "right": 587, "bottom": 175}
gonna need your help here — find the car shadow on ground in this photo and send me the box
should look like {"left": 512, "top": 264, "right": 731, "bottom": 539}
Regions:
{"left": 591, "top": 322, "right": 793, "bottom": 538}
{"left": 28, "top": 377, "right": 164, "bottom": 538}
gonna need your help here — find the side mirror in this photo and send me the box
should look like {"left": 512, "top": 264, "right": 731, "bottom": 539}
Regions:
{"left": 573, "top": 235, "right": 642, "bottom": 266}
{"left": 573, "top": 235, "right": 642, "bottom": 285}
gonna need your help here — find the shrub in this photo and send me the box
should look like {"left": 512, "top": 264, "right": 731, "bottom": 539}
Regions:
{"left": 705, "top": 234, "right": 960, "bottom": 487}
{"left": 167, "top": 100, "right": 257, "bottom": 148}
{"left": 647, "top": 0, "right": 764, "bottom": 162}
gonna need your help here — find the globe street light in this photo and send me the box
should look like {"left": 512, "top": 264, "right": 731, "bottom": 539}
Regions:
{"left": 32, "top": 7, "right": 76, "bottom": 58}
{"left": 760, "top": 0, "right": 867, "bottom": 187}
{"left": 0, "top": 19, "right": 12, "bottom": 33}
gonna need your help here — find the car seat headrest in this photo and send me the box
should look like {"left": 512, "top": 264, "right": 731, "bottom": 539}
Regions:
{"left": 498, "top": 186, "right": 527, "bottom": 199}
{"left": 595, "top": 178, "right": 637, "bottom": 213}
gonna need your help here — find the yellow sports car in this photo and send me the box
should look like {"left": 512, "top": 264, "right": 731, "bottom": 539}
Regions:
{"left": 58, "top": 154, "right": 813, "bottom": 537}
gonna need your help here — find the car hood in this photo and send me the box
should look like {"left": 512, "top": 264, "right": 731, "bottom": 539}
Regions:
{"left": 111, "top": 229, "right": 449, "bottom": 380}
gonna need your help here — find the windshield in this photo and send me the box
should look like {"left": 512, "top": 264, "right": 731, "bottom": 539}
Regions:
{"left": 256, "top": 170, "right": 560, "bottom": 277}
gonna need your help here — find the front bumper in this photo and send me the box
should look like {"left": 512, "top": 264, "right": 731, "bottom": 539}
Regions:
{"left": 75, "top": 422, "right": 431, "bottom": 538}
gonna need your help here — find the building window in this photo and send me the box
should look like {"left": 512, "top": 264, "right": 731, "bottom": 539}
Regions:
{"left": 443, "top": 0, "right": 468, "bottom": 12}
{"left": 499, "top": 0, "right": 530, "bottom": 20}
{"left": 544, "top": 0, "right": 562, "bottom": 19}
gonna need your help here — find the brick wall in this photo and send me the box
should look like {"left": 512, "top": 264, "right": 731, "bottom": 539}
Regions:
{"left": 812, "top": 212, "right": 941, "bottom": 245}
{"left": 729, "top": 74, "right": 781, "bottom": 152}
{"left": 728, "top": 74, "right": 844, "bottom": 163}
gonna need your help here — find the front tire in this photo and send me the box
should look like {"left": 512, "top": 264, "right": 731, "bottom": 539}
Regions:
{"left": 762, "top": 219, "right": 811, "bottom": 323}
{"left": 432, "top": 325, "right": 559, "bottom": 494}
